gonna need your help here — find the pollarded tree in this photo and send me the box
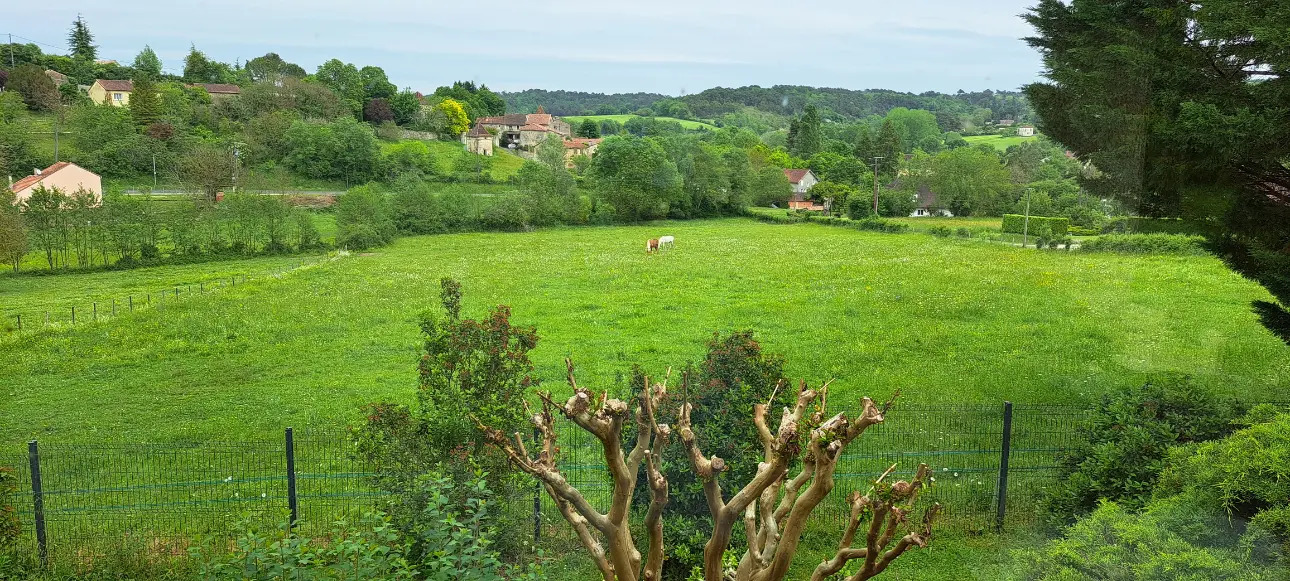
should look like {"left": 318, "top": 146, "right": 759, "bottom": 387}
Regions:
{"left": 477, "top": 369, "right": 938, "bottom": 581}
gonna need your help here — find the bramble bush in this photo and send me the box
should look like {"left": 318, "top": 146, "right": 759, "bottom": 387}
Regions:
{"left": 1042, "top": 375, "right": 1240, "bottom": 525}
{"left": 191, "top": 512, "right": 416, "bottom": 580}
{"left": 0, "top": 467, "right": 20, "bottom": 577}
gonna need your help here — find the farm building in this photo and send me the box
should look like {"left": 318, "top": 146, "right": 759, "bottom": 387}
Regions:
{"left": 462, "top": 124, "right": 495, "bottom": 156}
{"left": 89, "top": 79, "right": 133, "bottom": 106}
{"left": 563, "top": 138, "right": 602, "bottom": 166}
{"left": 7, "top": 162, "right": 103, "bottom": 206}
{"left": 475, "top": 106, "right": 573, "bottom": 156}
{"left": 1018, "top": 125, "right": 1036, "bottom": 137}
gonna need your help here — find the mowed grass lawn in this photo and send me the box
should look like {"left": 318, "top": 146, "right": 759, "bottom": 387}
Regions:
{"left": 2, "top": 218, "right": 1287, "bottom": 448}
{"left": 965, "top": 134, "right": 1039, "bottom": 151}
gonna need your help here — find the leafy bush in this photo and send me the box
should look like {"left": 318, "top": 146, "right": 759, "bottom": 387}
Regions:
{"left": 643, "top": 331, "right": 790, "bottom": 580}
{"left": 1157, "top": 412, "right": 1290, "bottom": 560}
{"left": 191, "top": 512, "right": 416, "bottom": 580}
{"left": 1080, "top": 233, "right": 1207, "bottom": 255}
{"left": 955, "top": 227, "right": 972, "bottom": 238}
{"left": 1102, "top": 216, "right": 1216, "bottom": 236}
{"left": 929, "top": 225, "right": 952, "bottom": 238}
{"left": 336, "top": 185, "right": 396, "bottom": 250}
{"left": 0, "top": 466, "right": 18, "bottom": 555}
{"left": 1008, "top": 500, "right": 1281, "bottom": 580}
{"left": 354, "top": 279, "right": 537, "bottom": 558}
{"left": 1001, "top": 214, "right": 1069, "bottom": 236}
{"left": 1043, "top": 376, "right": 1240, "bottom": 525}
{"left": 1068, "top": 225, "right": 1100, "bottom": 236}
{"left": 851, "top": 216, "right": 910, "bottom": 233}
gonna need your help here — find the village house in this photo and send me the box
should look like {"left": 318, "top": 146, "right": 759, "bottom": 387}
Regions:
{"left": 784, "top": 169, "right": 827, "bottom": 211}
{"left": 473, "top": 106, "right": 572, "bottom": 157}
{"left": 1018, "top": 125, "right": 1036, "bottom": 137}
{"left": 8, "top": 162, "right": 103, "bottom": 206}
{"left": 563, "top": 138, "right": 602, "bottom": 167}
{"left": 89, "top": 79, "right": 133, "bottom": 106}
{"left": 186, "top": 83, "right": 242, "bottom": 103}
{"left": 462, "top": 124, "right": 494, "bottom": 156}
{"left": 909, "top": 185, "right": 953, "bottom": 217}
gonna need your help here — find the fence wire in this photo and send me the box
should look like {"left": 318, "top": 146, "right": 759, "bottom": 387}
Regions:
{"left": 2, "top": 403, "right": 1090, "bottom": 568}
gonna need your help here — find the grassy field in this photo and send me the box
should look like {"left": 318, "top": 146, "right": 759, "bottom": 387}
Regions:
{"left": 564, "top": 114, "right": 717, "bottom": 131}
{"left": 964, "top": 134, "right": 1039, "bottom": 151}
{"left": 2, "top": 218, "right": 1287, "bottom": 449}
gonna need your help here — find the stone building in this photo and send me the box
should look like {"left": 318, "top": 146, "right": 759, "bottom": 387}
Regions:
{"left": 462, "top": 124, "right": 494, "bottom": 156}
{"left": 473, "top": 106, "right": 572, "bottom": 155}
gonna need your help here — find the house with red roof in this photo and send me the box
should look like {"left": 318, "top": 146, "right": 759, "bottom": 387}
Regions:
{"left": 784, "top": 169, "right": 825, "bottom": 211}
{"left": 474, "top": 106, "right": 572, "bottom": 155}
{"left": 8, "top": 162, "right": 102, "bottom": 206}
{"left": 89, "top": 79, "right": 134, "bottom": 107}
{"left": 563, "top": 138, "right": 603, "bottom": 167}
{"left": 462, "top": 124, "right": 494, "bottom": 156}
{"left": 186, "top": 83, "right": 242, "bottom": 103}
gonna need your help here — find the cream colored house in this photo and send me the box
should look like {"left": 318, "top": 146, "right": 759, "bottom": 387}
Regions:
{"left": 89, "top": 80, "right": 133, "bottom": 107}
{"left": 1018, "top": 125, "right": 1036, "bottom": 137}
{"left": 563, "top": 138, "right": 602, "bottom": 167}
{"left": 8, "top": 162, "right": 103, "bottom": 206}
{"left": 462, "top": 124, "right": 494, "bottom": 156}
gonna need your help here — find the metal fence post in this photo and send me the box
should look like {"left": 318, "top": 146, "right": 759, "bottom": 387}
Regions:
{"left": 70, "top": 306, "right": 75, "bottom": 325}
{"left": 92, "top": 302, "right": 97, "bottom": 321}
{"left": 15, "top": 314, "right": 20, "bottom": 330}
{"left": 533, "top": 427, "right": 541, "bottom": 544}
{"left": 129, "top": 295, "right": 133, "bottom": 313}
{"left": 28, "top": 440, "right": 47, "bottom": 566}
{"left": 111, "top": 299, "right": 116, "bottom": 317}
{"left": 285, "top": 427, "right": 298, "bottom": 527}
{"left": 995, "top": 401, "right": 1014, "bottom": 531}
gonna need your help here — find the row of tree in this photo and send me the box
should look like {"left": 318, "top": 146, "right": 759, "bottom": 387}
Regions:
{"left": 0, "top": 187, "right": 321, "bottom": 272}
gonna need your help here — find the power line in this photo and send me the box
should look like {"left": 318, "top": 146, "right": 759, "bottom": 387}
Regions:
{"left": 3, "top": 32, "right": 64, "bottom": 52}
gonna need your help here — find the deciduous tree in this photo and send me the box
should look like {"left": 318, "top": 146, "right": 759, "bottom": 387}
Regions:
{"left": 7, "top": 64, "right": 59, "bottom": 111}
{"left": 179, "top": 143, "right": 239, "bottom": 202}
{"left": 577, "top": 118, "right": 601, "bottom": 138}
{"left": 477, "top": 369, "right": 937, "bottom": 581}
{"left": 131, "top": 45, "right": 162, "bottom": 79}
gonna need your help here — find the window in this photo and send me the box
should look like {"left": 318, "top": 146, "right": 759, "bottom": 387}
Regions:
{"left": 113, "top": 93, "right": 122, "bottom": 101}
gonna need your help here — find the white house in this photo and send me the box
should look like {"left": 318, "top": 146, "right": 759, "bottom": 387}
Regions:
{"left": 1018, "top": 125, "right": 1036, "bottom": 138}
{"left": 784, "top": 169, "right": 825, "bottom": 211}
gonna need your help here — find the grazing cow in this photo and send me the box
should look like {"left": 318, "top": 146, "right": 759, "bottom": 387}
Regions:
{"left": 658, "top": 235, "right": 675, "bottom": 250}
{"left": 647, "top": 238, "right": 660, "bottom": 253}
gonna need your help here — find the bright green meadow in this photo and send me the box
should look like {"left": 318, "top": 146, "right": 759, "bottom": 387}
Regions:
{"left": 564, "top": 114, "right": 718, "bottom": 131}
{"left": 2, "top": 218, "right": 1287, "bottom": 449}
{"left": 964, "top": 134, "right": 1039, "bottom": 151}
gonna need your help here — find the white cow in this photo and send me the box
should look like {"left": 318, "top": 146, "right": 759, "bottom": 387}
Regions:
{"left": 658, "top": 235, "right": 675, "bottom": 250}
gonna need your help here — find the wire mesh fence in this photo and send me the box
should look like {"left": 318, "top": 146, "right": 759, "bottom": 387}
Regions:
{"left": 0, "top": 402, "right": 1096, "bottom": 570}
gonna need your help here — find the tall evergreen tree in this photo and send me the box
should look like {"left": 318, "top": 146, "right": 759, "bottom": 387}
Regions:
{"left": 132, "top": 46, "right": 162, "bottom": 79}
{"left": 852, "top": 123, "right": 875, "bottom": 161}
{"left": 875, "top": 119, "right": 903, "bottom": 176}
{"left": 128, "top": 76, "right": 161, "bottom": 127}
{"left": 67, "top": 15, "right": 97, "bottom": 61}
{"left": 785, "top": 118, "right": 800, "bottom": 154}
{"left": 794, "top": 104, "right": 823, "bottom": 158}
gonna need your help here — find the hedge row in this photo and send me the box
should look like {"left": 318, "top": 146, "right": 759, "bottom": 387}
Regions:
{"left": 1080, "top": 234, "right": 1207, "bottom": 255}
{"left": 1002, "top": 214, "right": 1070, "bottom": 236}
{"left": 1102, "top": 217, "right": 1216, "bottom": 236}
{"left": 746, "top": 211, "right": 909, "bottom": 233}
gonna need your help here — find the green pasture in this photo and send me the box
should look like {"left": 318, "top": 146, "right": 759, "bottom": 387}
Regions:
{"left": 964, "top": 134, "right": 1039, "bottom": 151}
{"left": 2, "top": 218, "right": 1286, "bottom": 449}
{"left": 564, "top": 114, "right": 717, "bottom": 131}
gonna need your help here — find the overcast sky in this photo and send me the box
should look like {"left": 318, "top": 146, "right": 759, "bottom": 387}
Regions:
{"left": 13, "top": 1, "right": 1043, "bottom": 95}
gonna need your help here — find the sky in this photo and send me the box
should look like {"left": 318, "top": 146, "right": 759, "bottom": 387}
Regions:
{"left": 11, "top": 1, "right": 1044, "bottom": 96}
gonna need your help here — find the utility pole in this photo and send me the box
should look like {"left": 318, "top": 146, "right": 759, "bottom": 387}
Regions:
{"left": 871, "top": 156, "right": 885, "bottom": 216}
{"left": 152, "top": 154, "right": 157, "bottom": 188}
{"left": 8, "top": 34, "right": 14, "bottom": 69}
{"left": 1022, "top": 188, "right": 1032, "bottom": 248}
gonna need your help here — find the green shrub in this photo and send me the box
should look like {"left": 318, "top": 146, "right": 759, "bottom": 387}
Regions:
{"left": 1001, "top": 214, "right": 1069, "bottom": 236}
{"left": 1068, "top": 225, "right": 1100, "bottom": 236}
{"left": 851, "top": 217, "right": 909, "bottom": 233}
{"left": 191, "top": 512, "right": 416, "bottom": 580}
{"left": 929, "top": 225, "right": 952, "bottom": 238}
{"left": 954, "top": 227, "right": 972, "bottom": 238}
{"left": 1043, "top": 376, "right": 1240, "bottom": 525}
{"left": 336, "top": 185, "right": 396, "bottom": 250}
{"left": 1009, "top": 500, "right": 1281, "bottom": 580}
{"left": 1103, "top": 216, "right": 1216, "bottom": 236}
{"left": 1080, "top": 233, "right": 1207, "bottom": 255}
{"left": 1157, "top": 413, "right": 1290, "bottom": 560}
